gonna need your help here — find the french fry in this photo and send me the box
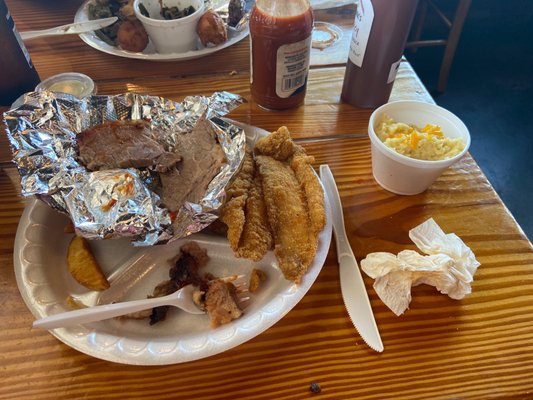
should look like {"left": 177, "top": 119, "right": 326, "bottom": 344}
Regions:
{"left": 67, "top": 236, "right": 110, "bottom": 291}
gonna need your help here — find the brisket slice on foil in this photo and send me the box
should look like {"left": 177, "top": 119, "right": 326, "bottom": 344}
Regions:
{"left": 77, "top": 120, "right": 181, "bottom": 172}
{"left": 159, "top": 116, "right": 226, "bottom": 211}
{"left": 77, "top": 117, "right": 226, "bottom": 213}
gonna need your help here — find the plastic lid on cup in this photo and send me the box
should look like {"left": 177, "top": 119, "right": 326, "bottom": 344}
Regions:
{"left": 36, "top": 72, "right": 96, "bottom": 98}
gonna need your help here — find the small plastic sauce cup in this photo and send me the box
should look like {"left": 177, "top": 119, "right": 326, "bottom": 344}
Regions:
{"left": 36, "top": 72, "right": 96, "bottom": 98}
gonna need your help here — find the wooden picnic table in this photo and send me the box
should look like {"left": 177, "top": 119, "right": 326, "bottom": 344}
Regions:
{"left": 1, "top": 1, "right": 531, "bottom": 399}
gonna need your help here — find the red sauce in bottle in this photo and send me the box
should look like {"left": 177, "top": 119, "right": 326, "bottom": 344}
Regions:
{"left": 249, "top": 1, "right": 314, "bottom": 110}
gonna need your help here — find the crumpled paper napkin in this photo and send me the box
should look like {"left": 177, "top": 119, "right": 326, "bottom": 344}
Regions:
{"left": 360, "top": 218, "right": 481, "bottom": 316}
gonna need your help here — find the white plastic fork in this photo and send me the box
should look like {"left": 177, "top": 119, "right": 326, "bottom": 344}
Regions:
{"left": 33, "top": 284, "right": 202, "bottom": 330}
{"left": 33, "top": 275, "right": 245, "bottom": 330}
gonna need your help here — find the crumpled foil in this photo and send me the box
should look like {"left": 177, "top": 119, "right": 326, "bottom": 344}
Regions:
{"left": 3, "top": 91, "right": 246, "bottom": 246}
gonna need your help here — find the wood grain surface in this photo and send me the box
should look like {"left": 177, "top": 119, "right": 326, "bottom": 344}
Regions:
{"left": 1, "top": 1, "right": 532, "bottom": 399}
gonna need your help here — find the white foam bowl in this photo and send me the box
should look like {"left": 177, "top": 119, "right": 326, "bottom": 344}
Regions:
{"left": 133, "top": 0, "right": 204, "bottom": 54}
{"left": 368, "top": 100, "right": 471, "bottom": 195}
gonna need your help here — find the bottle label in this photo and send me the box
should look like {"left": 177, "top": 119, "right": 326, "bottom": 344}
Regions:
{"left": 348, "top": 0, "right": 374, "bottom": 67}
{"left": 387, "top": 58, "right": 402, "bottom": 84}
{"left": 275, "top": 36, "right": 312, "bottom": 99}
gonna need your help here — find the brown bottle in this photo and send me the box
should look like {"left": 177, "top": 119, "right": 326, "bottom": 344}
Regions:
{"left": 341, "top": 0, "right": 419, "bottom": 109}
{"left": 0, "top": 0, "right": 40, "bottom": 106}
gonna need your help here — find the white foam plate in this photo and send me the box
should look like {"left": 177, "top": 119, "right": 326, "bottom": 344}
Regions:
{"left": 14, "top": 124, "right": 332, "bottom": 365}
{"left": 74, "top": 0, "right": 249, "bottom": 62}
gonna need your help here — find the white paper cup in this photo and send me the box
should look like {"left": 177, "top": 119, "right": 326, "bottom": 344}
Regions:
{"left": 368, "top": 101, "right": 471, "bottom": 195}
{"left": 133, "top": 0, "right": 204, "bottom": 54}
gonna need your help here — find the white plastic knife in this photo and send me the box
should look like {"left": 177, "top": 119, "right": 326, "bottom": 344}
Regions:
{"left": 319, "top": 164, "right": 384, "bottom": 352}
{"left": 20, "top": 17, "right": 118, "bottom": 41}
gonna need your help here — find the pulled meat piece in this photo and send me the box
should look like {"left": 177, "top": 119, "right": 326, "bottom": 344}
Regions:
{"left": 77, "top": 120, "right": 181, "bottom": 171}
{"left": 204, "top": 279, "right": 242, "bottom": 327}
{"left": 129, "top": 241, "right": 244, "bottom": 328}
{"left": 149, "top": 241, "right": 209, "bottom": 325}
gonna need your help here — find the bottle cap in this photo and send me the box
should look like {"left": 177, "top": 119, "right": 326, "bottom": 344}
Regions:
{"left": 36, "top": 72, "right": 96, "bottom": 98}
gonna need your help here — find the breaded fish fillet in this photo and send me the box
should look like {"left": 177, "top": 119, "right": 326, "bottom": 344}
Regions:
{"left": 255, "top": 155, "right": 318, "bottom": 283}
{"left": 235, "top": 172, "right": 272, "bottom": 261}
{"left": 221, "top": 126, "right": 325, "bottom": 283}
{"left": 254, "top": 126, "right": 294, "bottom": 161}
{"left": 220, "top": 151, "right": 272, "bottom": 261}
{"left": 256, "top": 126, "right": 326, "bottom": 238}
{"left": 291, "top": 151, "right": 326, "bottom": 236}
{"left": 220, "top": 151, "right": 254, "bottom": 251}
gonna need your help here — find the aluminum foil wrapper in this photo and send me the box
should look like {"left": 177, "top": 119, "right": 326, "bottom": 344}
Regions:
{"left": 4, "top": 91, "right": 246, "bottom": 246}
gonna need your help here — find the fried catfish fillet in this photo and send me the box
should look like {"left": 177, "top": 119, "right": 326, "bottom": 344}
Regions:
{"left": 254, "top": 125, "right": 295, "bottom": 161}
{"left": 235, "top": 172, "right": 272, "bottom": 260}
{"left": 254, "top": 126, "right": 326, "bottom": 283}
{"left": 220, "top": 151, "right": 254, "bottom": 250}
{"left": 291, "top": 150, "right": 326, "bottom": 236}
{"left": 222, "top": 126, "right": 325, "bottom": 283}
{"left": 255, "top": 155, "right": 318, "bottom": 283}
{"left": 220, "top": 151, "right": 272, "bottom": 261}
{"left": 256, "top": 126, "right": 325, "bottom": 236}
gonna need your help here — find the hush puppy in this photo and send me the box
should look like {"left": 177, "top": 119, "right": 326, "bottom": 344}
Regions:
{"left": 117, "top": 19, "right": 149, "bottom": 52}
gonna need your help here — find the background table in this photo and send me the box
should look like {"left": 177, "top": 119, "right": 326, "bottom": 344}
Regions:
{"left": 1, "top": 1, "right": 532, "bottom": 399}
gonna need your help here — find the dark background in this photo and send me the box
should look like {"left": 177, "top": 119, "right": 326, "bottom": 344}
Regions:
{"left": 406, "top": 0, "right": 533, "bottom": 240}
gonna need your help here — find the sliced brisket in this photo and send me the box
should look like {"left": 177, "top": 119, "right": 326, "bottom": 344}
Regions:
{"left": 77, "top": 120, "right": 181, "bottom": 171}
{"left": 159, "top": 116, "right": 226, "bottom": 211}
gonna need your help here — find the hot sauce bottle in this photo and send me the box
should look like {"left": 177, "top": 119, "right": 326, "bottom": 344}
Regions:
{"left": 341, "top": 0, "right": 418, "bottom": 109}
{"left": 249, "top": 0, "right": 314, "bottom": 110}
